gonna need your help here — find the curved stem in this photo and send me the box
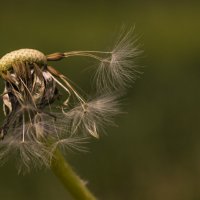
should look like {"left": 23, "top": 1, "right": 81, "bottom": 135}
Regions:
{"left": 51, "top": 149, "right": 97, "bottom": 200}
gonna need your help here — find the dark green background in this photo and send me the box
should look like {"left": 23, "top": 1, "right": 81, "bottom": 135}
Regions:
{"left": 0, "top": 1, "right": 200, "bottom": 199}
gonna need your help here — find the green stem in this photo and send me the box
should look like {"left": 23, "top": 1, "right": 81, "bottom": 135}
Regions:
{"left": 51, "top": 149, "right": 97, "bottom": 200}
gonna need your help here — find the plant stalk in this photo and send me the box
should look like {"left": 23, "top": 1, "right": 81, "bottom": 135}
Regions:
{"left": 51, "top": 149, "right": 97, "bottom": 200}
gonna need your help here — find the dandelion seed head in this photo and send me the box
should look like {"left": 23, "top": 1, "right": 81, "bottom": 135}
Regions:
{"left": 0, "top": 28, "right": 141, "bottom": 172}
{"left": 0, "top": 49, "right": 47, "bottom": 73}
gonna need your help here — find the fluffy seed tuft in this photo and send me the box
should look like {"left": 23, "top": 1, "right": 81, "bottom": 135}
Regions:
{"left": 95, "top": 29, "right": 141, "bottom": 92}
{"left": 62, "top": 94, "right": 121, "bottom": 138}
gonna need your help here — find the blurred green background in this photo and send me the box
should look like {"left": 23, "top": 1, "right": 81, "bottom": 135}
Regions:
{"left": 0, "top": 0, "right": 200, "bottom": 199}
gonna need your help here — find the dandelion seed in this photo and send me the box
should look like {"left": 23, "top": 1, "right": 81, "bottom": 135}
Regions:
{"left": 0, "top": 29, "right": 140, "bottom": 171}
{"left": 62, "top": 94, "right": 121, "bottom": 138}
{"left": 94, "top": 29, "right": 141, "bottom": 91}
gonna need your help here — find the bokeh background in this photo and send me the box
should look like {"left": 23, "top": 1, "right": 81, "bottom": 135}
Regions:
{"left": 0, "top": 0, "right": 200, "bottom": 199}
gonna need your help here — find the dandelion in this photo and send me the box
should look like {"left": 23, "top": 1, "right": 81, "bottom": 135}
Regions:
{"left": 0, "top": 30, "right": 140, "bottom": 172}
